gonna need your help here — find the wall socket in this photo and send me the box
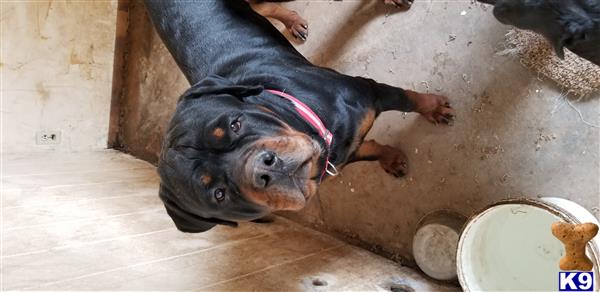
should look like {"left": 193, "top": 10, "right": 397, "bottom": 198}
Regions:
{"left": 36, "top": 130, "right": 61, "bottom": 145}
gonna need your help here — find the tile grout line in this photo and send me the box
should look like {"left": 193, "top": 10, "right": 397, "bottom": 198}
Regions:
{"left": 0, "top": 77, "right": 3, "bottom": 291}
{"left": 21, "top": 233, "right": 271, "bottom": 290}
{"left": 2, "top": 166, "right": 154, "bottom": 178}
{"left": 1, "top": 152, "right": 142, "bottom": 167}
{"left": 3, "top": 208, "right": 164, "bottom": 231}
{"left": 195, "top": 244, "right": 345, "bottom": 291}
{"left": 1, "top": 177, "right": 159, "bottom": 192}
{"left": 2, "top": 227, "right": 174, "bottom": 259}
{"left": 2, "top": 193, "right": 158, "bottom": 210}
{"left": 1, "top": 176, "right": 159, "bottom": 193}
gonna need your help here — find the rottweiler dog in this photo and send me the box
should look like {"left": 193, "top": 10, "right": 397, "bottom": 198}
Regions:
{"left": 145, "top": 0, "right": 453, "bottom": 233}
{"left": 478, "top": 0, "right": 600, "bottom": 65}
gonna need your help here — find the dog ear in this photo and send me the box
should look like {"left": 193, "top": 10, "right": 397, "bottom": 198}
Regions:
{"left": 551, "top": 37, "right": 567, "bottom": 59}
{"left": 551, "top": 32, "right": 587, "bottom": 60}
{"left": 551, "top": 14, "right": 594, "bottom": 59}
{"left": 181, "top": 75, "right": 263, "bottom": 101}
{"left": 159, "top": 185, "right": 238, "bottom": 233}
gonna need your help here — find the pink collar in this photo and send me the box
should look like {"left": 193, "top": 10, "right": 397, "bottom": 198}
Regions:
{"left": 266, "top": 89, "right": 338, "bottom": 179}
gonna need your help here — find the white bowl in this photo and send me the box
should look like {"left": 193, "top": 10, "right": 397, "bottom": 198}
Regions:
{"left": 413, "top": 210, "right": 466, "bottom": 281}
{"left": 457, "top": 197, "right": 599, "bottom": 291}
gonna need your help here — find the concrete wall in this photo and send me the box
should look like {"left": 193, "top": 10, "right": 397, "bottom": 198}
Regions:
{"left": 111, "top": 1, "right": 188, "bottom": 163}
{"left": 1, "top": 1, "right": 117, "bottom": 153}
{"left": 115, "top": 1, "right": 600, "bottom": 265}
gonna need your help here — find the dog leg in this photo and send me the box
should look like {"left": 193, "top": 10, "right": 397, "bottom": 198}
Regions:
{"left": 405, "top": 90, "right": 454, "bottom": 125}
{"left": 348, "top": 140, "right": 408, "bottom": 177}
{"left": 367, "top": 80, "right": 454, "bottom": 125}
{"left": 383, "top": 0, "right": 414, "bottom": 9}
{"left": 247, "top": 1, "right": 308, "bottom": 41}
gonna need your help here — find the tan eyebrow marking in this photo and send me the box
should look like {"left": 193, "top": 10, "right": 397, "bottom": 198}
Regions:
{"left": 212, "top": 128, "right": 225, "bottom": 139}
{"left": 200, "top": 175, "right": 212, "bottom": 185}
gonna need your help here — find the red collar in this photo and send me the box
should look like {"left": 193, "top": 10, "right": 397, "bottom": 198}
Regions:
{"left": 266, "top": 89, "right": 338, "bottom": 180}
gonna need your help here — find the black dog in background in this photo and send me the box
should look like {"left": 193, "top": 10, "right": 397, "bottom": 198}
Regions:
{"left": 144, "top": 0, "right": 453, "bottom": 233}
{"left": 479, "top": 0, "right": 600, "bottom": 65}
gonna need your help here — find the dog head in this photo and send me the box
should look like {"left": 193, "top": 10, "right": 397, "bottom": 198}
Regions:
{"left": 158, "top": 75, "right": 323, "bottom": 232}
{"left": 480, "top": 0, "right": 598, "bottom": 58}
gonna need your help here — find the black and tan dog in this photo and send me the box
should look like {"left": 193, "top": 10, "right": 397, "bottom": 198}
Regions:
{"left": 478, "top": 0, "right": 600, "bottom": 65}
{"left": 145, "top": 0, "right": 452, "bottom": 233}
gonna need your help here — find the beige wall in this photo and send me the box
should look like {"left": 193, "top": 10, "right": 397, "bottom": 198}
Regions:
{"left": 1, "top": 1, "right": 117, "bottom": 153}
{"left": 113, "top": 1, "right": 188, "bottom": 164}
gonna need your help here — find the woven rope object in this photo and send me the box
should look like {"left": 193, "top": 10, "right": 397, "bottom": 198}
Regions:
{"left": 498, "top": 29, "right": 600, "bottom": 98}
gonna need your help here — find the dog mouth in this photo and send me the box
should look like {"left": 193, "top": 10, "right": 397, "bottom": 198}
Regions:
{"left": 292, "top": 158, "right": 314, "bottom": 199}
{"left": 239, "top": 135, "right": 322, "bottom": 210}
{"left": 294, "top": 139, "right": 324, "bottom": 199}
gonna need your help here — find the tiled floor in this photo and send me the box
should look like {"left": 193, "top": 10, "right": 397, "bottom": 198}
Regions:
{"left": 1, "top": 150, "right": 456, "bottom": 291}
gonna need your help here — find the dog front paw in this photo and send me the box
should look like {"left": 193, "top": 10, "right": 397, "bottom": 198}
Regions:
{"left": 284, "top": 11, "right": 308, "bottom": 41}
{"left": 380, "top": 149, "right": 409, "bottom": 178}
{"left": 384, "top": 0, "right": 414, "bottom": 9}
{"left": 415, "top": 94, "right": 454, "bottom": 125}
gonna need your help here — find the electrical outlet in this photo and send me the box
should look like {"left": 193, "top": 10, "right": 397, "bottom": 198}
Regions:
{"left": 36, "top": 130, "right": 61, "bottom": 145}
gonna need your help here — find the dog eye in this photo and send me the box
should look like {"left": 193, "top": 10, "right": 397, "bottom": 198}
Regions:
{"left": 214, "top": 188, "right": 226, "bottom": 202}
{"left": 230, "top": 119, "right": 241, "bottom": 133}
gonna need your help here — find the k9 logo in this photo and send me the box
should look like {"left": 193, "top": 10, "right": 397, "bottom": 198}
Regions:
{"left": 559, "top": 272, "right": 594, "bottom": 292}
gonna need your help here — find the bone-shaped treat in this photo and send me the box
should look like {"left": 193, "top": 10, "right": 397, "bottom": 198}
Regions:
{"left": 551, "top": 222, "right": 599, "bottom": 271}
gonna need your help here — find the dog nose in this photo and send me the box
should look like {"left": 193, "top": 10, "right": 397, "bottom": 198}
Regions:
{"left": 253, "top": 151, "right": 281, "bottom": 189}
{"left": 260, "top": 151, "right": 277, "bottom": 167}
